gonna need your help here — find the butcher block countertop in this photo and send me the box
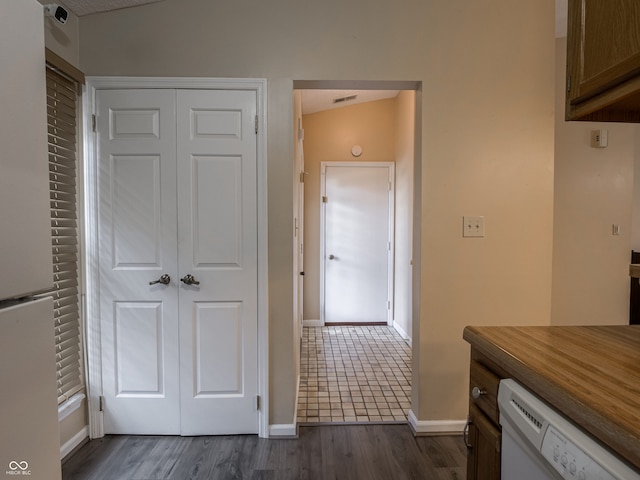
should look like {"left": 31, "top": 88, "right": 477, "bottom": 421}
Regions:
{"left": 463, "top": 325, "right": 640, "bottom": 472}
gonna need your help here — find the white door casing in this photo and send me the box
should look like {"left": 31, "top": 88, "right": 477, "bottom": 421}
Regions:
{"left": 295, "top": 115, "right": 305, "bottom": 339}
{"left": 321, "top": 162, "right": 395, "bottom": 325}
{"left": 87, "top": 78, "right": 268, "bottom": 438}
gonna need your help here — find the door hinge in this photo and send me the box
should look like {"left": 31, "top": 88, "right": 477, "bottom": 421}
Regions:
{"left": 300, "top": 172, "right": 307, "bottom": 183}
{"left": 322, "top": 196, "right": 328, "bottom": 203}
{"left": 255, "top": 115, "right": 259, "bottom": 134}
{"left": 92, "top": 114, "right": 97, "bottom": 132}
{"left": 99, "top": 395, "right": 105, "bottom": 412}
{"left": 387, "top": 301, "right": 391, "bottom": 310}
{"left": 256, "top": 395, "right": 261, "bottom": 410}
{"left": 567, "top": 74, "right": 571, "bottom": 93}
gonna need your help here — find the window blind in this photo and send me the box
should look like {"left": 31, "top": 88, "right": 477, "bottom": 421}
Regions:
{"left": 45, "top": 66, "right": 83, "bottom": 405}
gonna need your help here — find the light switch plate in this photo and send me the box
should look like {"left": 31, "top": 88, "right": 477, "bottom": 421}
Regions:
{"left": 463, "top": 216, "right": 485, "bottom": 237}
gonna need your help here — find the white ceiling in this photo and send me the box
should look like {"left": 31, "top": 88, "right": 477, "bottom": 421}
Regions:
{"left": 60, "top": 0, "right": 163, "bottom": 16}
{"left": 300, "top": 90, "right": 400, "bottom": 115}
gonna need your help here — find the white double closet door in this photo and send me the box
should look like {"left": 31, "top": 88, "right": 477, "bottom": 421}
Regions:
{"left": 97, "top": 88, "right": 258, "bottom": 435}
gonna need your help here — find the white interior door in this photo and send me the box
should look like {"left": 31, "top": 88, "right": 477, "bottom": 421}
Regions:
{"left": 322, "top": 162, "right": 394, "bottom": 324}
{"left": 177, "top": 89, "right": 258, "bottom": 435}
{"left": 97, "top": 87, "right": 258, "bottom": 435}
{"left": 97, "top": 89, "right": 180, "bottom": 434}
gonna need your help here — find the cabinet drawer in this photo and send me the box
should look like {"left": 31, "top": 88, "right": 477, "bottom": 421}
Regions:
{"left": 469, "top": 361, "right": 501, "bottom": 424}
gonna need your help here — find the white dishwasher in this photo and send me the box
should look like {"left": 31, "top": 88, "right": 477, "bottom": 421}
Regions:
{"left": 498, "top": 379, "right": 640, "bottom": 480}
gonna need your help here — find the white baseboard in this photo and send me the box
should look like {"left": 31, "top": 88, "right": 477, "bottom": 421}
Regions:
{"left": 269, "top": 375, "right": 300, "bottom": 439}
{"left": 407, "top": 410, "right": 465, "bottom": 436}
{"left": 392, "top": 321, "right": 411, "bottom": 346}
{"left": 303, "top": 319, "right": 323, "bottom": 327}
{"left": 61, "top": 426, "right": 89, "bottom": 460}
{"left": 269, "top": 423, "right": 298, "bottom": 438}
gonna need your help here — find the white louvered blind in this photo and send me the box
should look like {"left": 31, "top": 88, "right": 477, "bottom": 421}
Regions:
{"left": 46, "top": 65, "right": 84, "bottom": 405}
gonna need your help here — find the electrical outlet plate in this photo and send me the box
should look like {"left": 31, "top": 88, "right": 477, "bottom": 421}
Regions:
{"left": 590, "top": 129, "right": 608, "bottom": 148}
{"left": 463, "top": 216, "right": 485, "bottom": 237}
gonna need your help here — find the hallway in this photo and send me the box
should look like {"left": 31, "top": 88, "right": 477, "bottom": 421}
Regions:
{"left": 297, "top": 326, "right": 411, "bottom": 424}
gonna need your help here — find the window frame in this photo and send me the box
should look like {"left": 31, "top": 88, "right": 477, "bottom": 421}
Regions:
{"left": 45, "top": 49, "right": 85, "bottom": 406}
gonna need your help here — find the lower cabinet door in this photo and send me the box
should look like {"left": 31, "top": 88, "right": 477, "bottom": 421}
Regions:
{"left": 466, "top": 405, "right": 501, "bottom": 480}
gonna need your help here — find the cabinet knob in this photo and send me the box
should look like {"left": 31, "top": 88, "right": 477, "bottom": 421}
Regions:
{"left": 471, "top": 386, "right": 486, "bottom": 399}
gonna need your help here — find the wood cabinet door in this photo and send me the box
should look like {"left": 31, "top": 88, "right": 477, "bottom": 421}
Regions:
{"left": 567, "top": 0, "right": 640, "bottom": 104}
{"left": 467, "top": 405, "right": 501, "bottom": 480}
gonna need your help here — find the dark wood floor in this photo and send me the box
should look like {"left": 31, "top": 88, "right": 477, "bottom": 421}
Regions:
{"left": 62, "top": 424, "right": 466, "bottom": 480}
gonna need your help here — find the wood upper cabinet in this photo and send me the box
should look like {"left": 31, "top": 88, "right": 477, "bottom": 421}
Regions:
{"left": 566, "top": 0, "right": 640, "bottom": 122}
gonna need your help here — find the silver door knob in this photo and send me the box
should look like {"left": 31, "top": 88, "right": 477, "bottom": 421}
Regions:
{"left": 149, "top": 274, "right": 171, "bottom": 285}
{"left": 180, "top": 274, "right": 200, "bottom": 286}
{"left": 328, "top": 254, "right": 336, "bottom": 260}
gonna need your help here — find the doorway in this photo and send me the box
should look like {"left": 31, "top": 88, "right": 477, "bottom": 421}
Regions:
{"left": 293, "top": 82, "right": 418, "bottom": 424}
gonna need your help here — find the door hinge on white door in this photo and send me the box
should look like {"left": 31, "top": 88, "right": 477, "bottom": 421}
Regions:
{"left": 322, "top": 196, "right": 328, "bottom": 203}
{"left": 256, "top": 395, "right": 261, "bottom": 410}
{"left": 255, "top": 115, "right": 259, "bottom": 134}
{"left": 92, "top": 114, "right": 97, "bottom": 132}
{"left": 387, "top": 301, "right": 391, "bottom": 310}
{"left": 99, "top": 395, "right": 105, "bottom": 412}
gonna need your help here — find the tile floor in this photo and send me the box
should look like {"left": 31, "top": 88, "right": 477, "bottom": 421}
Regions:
{"left": 297, "top": 325, "right": 412, "bottom": 424}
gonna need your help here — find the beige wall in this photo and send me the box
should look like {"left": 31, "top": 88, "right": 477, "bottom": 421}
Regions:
{"left": 79, "top": 0, "right": 556, "bottom": 426}
{"left": 551, "top": 37, "right": 637, "bottom": 326}
{"left": 416, "top": 2, "right": 555, "bottom": 421}
{"left": 302, "top": 98, "right": 398, "bottom": 322}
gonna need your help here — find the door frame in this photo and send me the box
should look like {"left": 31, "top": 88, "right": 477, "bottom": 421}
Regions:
{"left": 83, "top": 76, "right": 269, "bottom": 439}
{"left": 320, "top": 161, "right": 395, "bottom": 326}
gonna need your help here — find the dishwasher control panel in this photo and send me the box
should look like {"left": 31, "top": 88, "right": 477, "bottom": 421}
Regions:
{"left": 541, "top": 425, "right": 613, "bottom": 480}
{"left": 498, "top": 379, "right": 640, "bottom": 480}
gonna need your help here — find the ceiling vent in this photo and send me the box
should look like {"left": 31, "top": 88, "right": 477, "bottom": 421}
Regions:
{"left": 332, "top": 94, "right": 358, "bottom": 105}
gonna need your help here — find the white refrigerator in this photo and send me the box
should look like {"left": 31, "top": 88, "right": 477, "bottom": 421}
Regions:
{"left": 0, "top": 1, "right": 63, "bottom": 479}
